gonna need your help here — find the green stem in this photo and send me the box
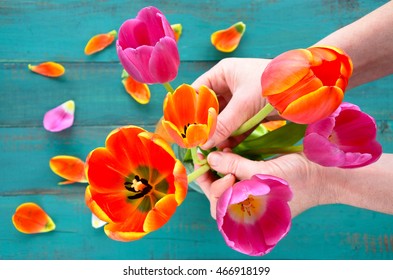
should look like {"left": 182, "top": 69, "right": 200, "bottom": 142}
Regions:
{"left": 231, "top": 103, "right": 275, "bottom": 137}
{"left": 239, "top": 144, "right": 304, "bottom": 155}
{"left": 187, "top": 163, "right": 211, "bottom": 183}
{"left": 191, "top": 147, "right": 207, "bottom": 165}
{"left": 163, "top": 82, "right": 175, "bottom": 93}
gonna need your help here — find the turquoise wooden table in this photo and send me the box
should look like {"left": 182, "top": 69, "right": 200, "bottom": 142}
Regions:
{"left": 1, "top": 0, "right": 393, "bottom": 260}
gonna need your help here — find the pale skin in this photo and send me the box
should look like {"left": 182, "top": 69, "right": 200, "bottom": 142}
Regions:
{"left": 192, "top": 1, "right": 393, "bottom": 219}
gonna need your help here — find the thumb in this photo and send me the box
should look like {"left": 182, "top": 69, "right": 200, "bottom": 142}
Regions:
{"left": 207, "top": 151, "right": 262, "bottom": 180}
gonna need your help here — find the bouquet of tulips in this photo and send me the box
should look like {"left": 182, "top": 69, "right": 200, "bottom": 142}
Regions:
{"left": 83, "top": 6, "right": 382, "bottom": 256}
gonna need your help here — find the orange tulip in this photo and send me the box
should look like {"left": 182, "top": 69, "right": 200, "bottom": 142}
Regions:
{"left": 261, "top": 46, "right": 353, "bottom": 124}
{"left": 28, "top": 62, "right": 65, "bottom": 77}
{"left": 161, "top": 84, "right": 219, "bottom": 148}
{"left": 49, "top": 155, "right": 87, "bottom": 185}
{"left": 84, "top": 30, "right": 117, "bottom": 55}
{"left": 12, "top": 202, "right": 56, "bottom": 234}
{"left": 211, "top": 21, "right": 246, "bottom": 53}
{"left": 121, "top": 70, "right": 150, "bottom": 104}
{"left": 85, "top": 125, "right": 188, "bottom": 242}
{"left": 171, "top": 23, "right": 182, "bottom": 42}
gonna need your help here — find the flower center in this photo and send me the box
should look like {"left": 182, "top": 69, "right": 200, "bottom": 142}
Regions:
{"left": 124, "top": 175, "right": 152, "bottom": 200}
{"left": 181, "top": 123, "right": 196, "bottom": 138}
{"left": 239, "top": 196, "right": 255, "bottom": 216}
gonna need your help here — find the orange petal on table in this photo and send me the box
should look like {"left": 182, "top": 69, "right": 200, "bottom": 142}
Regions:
{"left": 121, "top": 70, "right": 150, "bottom": 104}
{"left": 84, "top": 30, "right": 117, "bottom": 55}
{"left": 28, "top": 62, "right": 65, "bottom": 78}
{"left": 211, "top": 21, "right": 246, "bottom": 52}
{"left": 12, "top": 202, "right": 56, "bottom": 234}
{"left": 171, "top": 23, "right": 183, "bottom": 42}
{"left": 49, "top": 155, "right": 87, "bottom": 185}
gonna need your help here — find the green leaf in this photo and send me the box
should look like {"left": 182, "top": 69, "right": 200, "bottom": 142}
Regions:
{"left": 233, "top": 122, "right": 307, "bottom": 159}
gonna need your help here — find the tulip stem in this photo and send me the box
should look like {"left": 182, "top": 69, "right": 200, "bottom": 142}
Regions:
{"left": 232, "top": 103, "right": 275, "bottom": 137}
{"left": 187, "top": 163, "right": 211, "bottom": 183}
{"left": 163, "top": 82, "right": 175, "bottom": 93}
{"left": 191, "top": 147, "right": 207, "bottom": 165}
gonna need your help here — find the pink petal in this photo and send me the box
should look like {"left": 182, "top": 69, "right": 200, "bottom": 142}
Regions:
{"left": 43, "top": 100, "right": 75, "bottom": 132}
{"left": 149, "top": 37, "right": 180, "bottom": 83}
{"left": 303, "top": 133, "right": 346, "bottom": 166}
{"left": 259, "top": 198, "right": 292, "bottom": 245}
{"left": 118, "top": 19, "right": 150, "bottom": 49}
{"left": 137, "top": 6, "right": 170, "bottom": 43}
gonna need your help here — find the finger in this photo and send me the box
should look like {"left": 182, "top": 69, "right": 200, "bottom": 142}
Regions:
{"left": 207, "top": 151, "right": 262, "bottom": 180}
{"left": 191, "top": 61, "right": 230, "bottom": 94}
{"left": 208, "top": 173, "right": 236, "bottom": 219}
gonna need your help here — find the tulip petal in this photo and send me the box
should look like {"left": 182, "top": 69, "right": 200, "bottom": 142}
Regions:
{"left": 185, "top": 124, "right": 209, "bottom": 147}
{"left": 282, "top": 86, "right": 343, "bottom": 124}
{"left": 49, "top": 155, "right": 87, "bottom": 185}
{"left": 211, "top": 21, "right": 246, "bottom": 53}
{"left": 122, "top": 70, "right": 151, "bottom": 104}
{"left": 149, "top": 37, "right": 180, "bottom": 83}
{"left": 92, "top": 213, "right": 107, "bottom": 229}
{"left": 119, "top": 45, "right": 155, "bottom": 83}
{"left": 28, "top": 61, "right": 65, "bottom": 78}
{"left": 12, "top": 202, "right": 55, "bottom": 234}
{"left": 143, "top": 194, "right": 178, "bottom": 232}
{"left": 104, "top": 223, "right": 148, "bottom": 242}
{"left": 85, "top": 187, "right": 114, "bottom": 224}
{"left": 43, "top": 100, "right": 75, "bottom": 132}
{"left": 196, "top": 85, "right": 219, "bottom": 124}
{"left": 84, "top": 30, "right": 117, "bottom": 55}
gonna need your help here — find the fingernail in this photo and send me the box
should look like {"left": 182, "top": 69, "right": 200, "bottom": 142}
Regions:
{"left": 207, "top": 152, "right": 221, "bottom": 167}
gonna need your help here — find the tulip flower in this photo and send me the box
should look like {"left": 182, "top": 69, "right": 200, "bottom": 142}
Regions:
{"left": 49, "top": 155, "right": 87, "bottom": 185}
{"left": 161, "top": 84, "right": 219, "bottom": 148}
{"left": 216, "top": 174, "right": 292, "bottom": 256}
{"left": 261, "top": 46, "right": 353, "bottom": 124}
{"left": 28, "top": 61, "right": 65, "bottom": 78}
{"left": 121, "top": 70, "right": 150, "bottom": 104}
{"left": 85, "top": 125, "right": 188, "bottom": 241}
{"left": 211, "top": 21, "right": 246, "bottom": 53}
{"left": 84, "top": 30, "right": 117, "bottom": 55}
{"left": 303, "top": 102, "right": 382, "bottom": 168}
{"left": 12, "top": 202, "right": 56, "bottom": 234}
{"left": 116, "top": 6, "right": 180, "bottom": 84}
{"left": 43, "top": 100, "right": 75, "bottom": 132}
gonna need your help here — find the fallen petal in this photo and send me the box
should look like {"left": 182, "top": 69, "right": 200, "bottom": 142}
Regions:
{"left": 49, "top": 155, "right": 87, "bottom": 185}
{"left": 171, "top": 23, "right": 182, "bottom": 42}
{"left": 12, "top": 202, "right": 56, "bottom": 234}
{"left": 84, "top": 30, "right": 117, "bottom": 55}
{"left": 121, "top": 70, "right": 151, "bottom": 104}
{"left": 43, "top": 100, "right": 75, "bottom": 132}
{"left": 28, "top": 62, "right": 65, "bottom": 77}
{"left": 92, "top": 213, "right": 107, "bottom": 229}
{"left": 211, "top": 21, "right": 246, "bottom": 53}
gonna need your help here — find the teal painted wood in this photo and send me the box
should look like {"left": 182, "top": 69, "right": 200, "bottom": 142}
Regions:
{"left": 1, "top": 0, "right": 393, "bottom": 260}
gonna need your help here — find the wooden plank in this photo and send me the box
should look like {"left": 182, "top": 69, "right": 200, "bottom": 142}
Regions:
{"left": 0, "top": 0, "right": 386, "bottom": 62}
{"left": 1, "top": 61, "right": 393, "bottom": 127}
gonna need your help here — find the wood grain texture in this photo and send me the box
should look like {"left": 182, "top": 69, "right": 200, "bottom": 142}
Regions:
{"left": 1, "top": 0, "right": 393, "bottom": 260}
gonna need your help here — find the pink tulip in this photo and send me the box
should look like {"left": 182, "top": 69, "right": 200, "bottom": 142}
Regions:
{"left": 303, "top": 102, "right": 382, "bottom": 168}
{"left": 116, "top": 6, "right": 180, "bottom": 84}
{"left": 216, "top": 174, "right": 292, "bottom": 256}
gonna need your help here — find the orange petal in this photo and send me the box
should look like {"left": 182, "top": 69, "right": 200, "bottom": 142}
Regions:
{"left": 12, "top": 202, "right": 56, "bottom": 234}
{"left": 84, "top": 30, "right": 117, "bottom": 55}
{"left": 28, "top": 62, "right": 65, "bottom": 78}
{"left": 282, "top": 86, "right": 344, "bottom": 124}
{"left": 155, "top": 117, "right": 175, "bottom": 144}
{"left": 161, "top": 119, "right": 187, "bottom": 148}
{"left": 186, "top": 124, "right": 209, "bottom": 147}
{"left": 261, "top": 120, "right": 287, "bottom": 131}
{"left": 85, "top": 187, "right": 114, "bottom": 224}
{"left": 49, "top": 155, "right": 87, "bottom": 185}
{"left": 196, "top": 85, "right": 219, "bottom": 124}
{"left": 165, "top": 84, "right": 197, "bottom": 128}
{"left": 104, "top": 223, "right": 148, "bottom": 242}
{"left": 173, "top": 160, "right": 188, "bottom": 205}
{"left": 171, "top": 23, "right": 182, "bottom": 42}
{"left": 121, "top": 70, "right": 150, "bottom": 104}
{"left": 211, "top": 21, "right": 246, "bottom": 52}
{"left": 143, "top": 194, "right": 178, "bottom": 233}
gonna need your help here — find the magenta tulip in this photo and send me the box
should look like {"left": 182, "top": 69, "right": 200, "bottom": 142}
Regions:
{"left": 216, "top": 174, "right": 292, "bottom": 256}
{"left": 116, "top": 6, "right": 180, "bottom": 84}
{"left": 303, "top": 102, "right": 382, "bottom": 168}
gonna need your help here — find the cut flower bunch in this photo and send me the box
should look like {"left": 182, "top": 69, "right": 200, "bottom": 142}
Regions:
{"left": 84, "top": 6, "right": 382, "bottom": 256}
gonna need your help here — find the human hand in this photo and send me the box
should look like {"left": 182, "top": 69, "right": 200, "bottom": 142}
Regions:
{"left": 192, "top": 58, "right": 274, "bottom": 149}
{"left": 196, "top": 150, "right": 336, "bottom": 219}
